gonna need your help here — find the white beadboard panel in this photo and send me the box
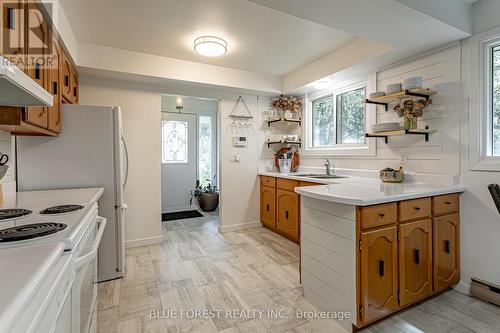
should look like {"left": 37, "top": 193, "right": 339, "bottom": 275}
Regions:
{"left": 302, "top": 254, "right": 355, "bottom": 301}
{"left": 0, "top": 131, "right": 14, "bottom": 183}
{"left": 302, "top": 275, "right": 356, "bottom": 331}
{"left": 302, "top": 222, "right": 355, "bottom": 261}
{"left": 301, "top": 238, "right": 355, "bottom": 280}
{"left": 289, "top": 44, "right": 461, "bottom": 176}
{"left": 301, "top": 206, "right": 355, "bottom": 241}
{"left": 301, "top": 196, "right": 356, "bottom": 220}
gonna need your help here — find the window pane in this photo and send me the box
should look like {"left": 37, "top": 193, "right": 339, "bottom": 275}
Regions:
{"left": 336, "top": 87, "right": 366, "bottom": 144}
{"left": 312, "top": 96, "right": 334, "bottom": 147}
{"left": 162, "top": 120, "right": 188, "bottom": 163}
{"left": 493, "top": 45, "right": 500, "bottom": 156}
{"left": 199, "top": 116, "right": 212, "bottom": 185}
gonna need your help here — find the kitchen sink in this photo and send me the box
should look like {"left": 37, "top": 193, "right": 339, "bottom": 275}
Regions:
{"left": 293, "top": 173, "right": 348, "bottom": 179}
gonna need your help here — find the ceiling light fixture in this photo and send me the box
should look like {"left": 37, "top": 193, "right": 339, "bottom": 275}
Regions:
{"left": 194, "top": 36, "right": 227, "bottom": 57}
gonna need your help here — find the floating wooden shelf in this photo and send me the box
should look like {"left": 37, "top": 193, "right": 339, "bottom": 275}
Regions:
{"left": 265, "top": 117, "right": 301, "bottom": 127}
{"left": 365, "top": 128, "right": 436, "bottom": 144}
{"left": 365, "top": 89, "right": 436, "bottom": 111}
{"left": 266, "top": 140, "right": 302, "bottom": 148}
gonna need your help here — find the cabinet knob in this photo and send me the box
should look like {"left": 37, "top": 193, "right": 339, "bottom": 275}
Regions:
{"left": 379, "top": 213, "right": 385, "bottom": 218}
{"left": 444, "top": 201, "right": 451, "bottom": 205}
{"left": 414, "top": 249, "right": 420, "bottom": 264}
{"left": 285, "top": 211, "right": 289, "bottom": 219}
{"left": 65, "top": 75, "right": 69, "bottom": 87}
{"left": 266, "top": 204, "right": 269, "bottom": 212}
{"left": 378, "top": 260, "right": 385, "bottom": 277}
{"left": 414, "top": 206, "right": 421, "bottom": 211}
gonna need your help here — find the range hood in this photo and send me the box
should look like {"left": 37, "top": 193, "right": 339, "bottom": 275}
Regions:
{"left": 0, "top": 56, "right": 53, "bottom": 107}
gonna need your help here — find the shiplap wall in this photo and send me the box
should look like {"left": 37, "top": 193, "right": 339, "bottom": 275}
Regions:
{"left": 259, "top": 45, "right": 462, "bottom": 175}
{"left": 0, "top": 131, "right": 15, "bottom": 183}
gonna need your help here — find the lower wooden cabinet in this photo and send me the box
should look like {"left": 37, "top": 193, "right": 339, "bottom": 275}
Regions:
{"left": 398, "top": 219, "right": 433, "bottom": 306}
{"left": 277, "top": 190, "right": 299, "bottom": 243}
{"left": 433, "top": 213, "right": 460, "bottom": 292}
{"left": 356, "top": 196, "right": 461, "bottom": 327}
{"left": 260, "top": 186, "right": 276, "bottom": 229}
{"left": 360, "top": 226, "right": 399, "bottom": 323}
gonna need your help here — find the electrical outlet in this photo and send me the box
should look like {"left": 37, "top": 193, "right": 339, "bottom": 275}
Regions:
{"left": 399, "top": 152, "right": 407, "bottom": 164}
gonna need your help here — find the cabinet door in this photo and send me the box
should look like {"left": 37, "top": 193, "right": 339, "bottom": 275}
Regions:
{"left": 260, "top": 186, "right": 276, "bottom": 229}
{"left": 360, "top": 226, "right": 399, "bottom": 324}
{"left": 60, "top": 50, "right": 72, "bottom": 102}
{"left": 433, "top": 213, "right": 460, "bottom": 292}
{"left": 276, "top": 190, "right": 299, "bottom": 243}
{"left": 1, "top": 0, "right": 26, "bottom": 71}
{"left": 399, "top": 219, "right": 433, "bottom": 306}
{"left": 71, "top": 66, "right": 79, "bottom": 104}
{"left": 47, "top": 36, "right": 61, "bottom": 133}
{"left": 25, "top": 1, "right": 49, "bottom": 128}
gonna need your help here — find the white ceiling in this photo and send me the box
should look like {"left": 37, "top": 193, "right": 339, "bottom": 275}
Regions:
{"left": 59, "top": 0, "right": 356, "bottom": 76}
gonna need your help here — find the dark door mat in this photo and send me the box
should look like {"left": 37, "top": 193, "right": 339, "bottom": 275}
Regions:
{"left": 162, "top": 210, "right": 203, "bottom": 221}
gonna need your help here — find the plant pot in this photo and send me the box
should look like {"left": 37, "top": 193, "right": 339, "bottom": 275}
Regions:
{"left": 404, "top": 117, "right": 418, "bottom": 130}
{"left": 197, "top": 193, "right": 219, "bottom": 212}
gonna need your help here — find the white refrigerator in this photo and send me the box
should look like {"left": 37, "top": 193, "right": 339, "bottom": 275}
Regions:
{"left": 16, "top": 104, "right": 129, "bottom": 282}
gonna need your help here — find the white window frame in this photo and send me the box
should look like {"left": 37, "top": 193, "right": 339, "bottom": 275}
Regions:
{"left": 302, "top": 74, "right": 377, "bottom": 157}
{"left": 468, "top": 26, "right": 500, "bottom": 171}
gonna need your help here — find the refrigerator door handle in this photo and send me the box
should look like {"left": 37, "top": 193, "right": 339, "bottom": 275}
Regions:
{"left": 122, "top": 134, "right": 130, "bottom": 190}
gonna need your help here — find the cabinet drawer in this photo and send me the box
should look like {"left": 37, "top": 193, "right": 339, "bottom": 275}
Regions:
{"left": 399, "top": 198, "right": 431, "bottom": 222}
{"left": 299, "top": 181, "right": 321, "bottom": 187}
{"left": 432, "top": 194, "right": 459, "bottom": 216}
{"left": 260, "top": 176, "right": 275, "bottom": 188}
{"left": 359, "top": 203, "right": 397, "bottom": 230}
{"left": 277, "top": 178, "right": 299, "bottom": 191}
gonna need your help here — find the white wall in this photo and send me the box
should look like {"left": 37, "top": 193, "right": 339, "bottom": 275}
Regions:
{"left": 79, "top": 77, "right": 163, "bottom": 248}
{"left": 261, "top": 45, "right": 462, "bottom": 175}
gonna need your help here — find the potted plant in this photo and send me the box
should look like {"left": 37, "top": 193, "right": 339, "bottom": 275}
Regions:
{"left": 190, "top": 178, "right": 219, "bottom": 212}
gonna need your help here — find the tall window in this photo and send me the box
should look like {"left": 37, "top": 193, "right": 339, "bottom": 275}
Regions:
{"left": 311, "top": 86, "right": 366, "bottom": 147}
{"left": 199, "top": 116, "right": 212, "bottom": 185}
{"left": 492, "top": 45, "right": 500, "bottom": 156}
{"left": 162, "top": 120, "right": 188, "bottom": 163}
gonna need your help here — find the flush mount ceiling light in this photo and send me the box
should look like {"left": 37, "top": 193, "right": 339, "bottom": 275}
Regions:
{"left": 194, "top": 36, "right": 227, "bottom": 57}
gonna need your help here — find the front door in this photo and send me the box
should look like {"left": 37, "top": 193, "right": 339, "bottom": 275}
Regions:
{"left": 161, "top": 113, "right": 197, "bottom": 212}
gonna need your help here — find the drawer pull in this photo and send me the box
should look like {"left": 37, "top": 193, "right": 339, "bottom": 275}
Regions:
{"left": 379, "top": 260, "right": 385, "bottom": 277}
{"left": 65, "top": 75, "right": 69, "bottom": 87}
{"left": 414, "top": 249, "right": 420, "bottom": 265}
{"left": 285, "top": 211, "right": 289, "bottom": 219}
{"left": 53, "top": 81, "right": 58, "bottom": 95}
{"left": 414, "top": 206, "right": 421, "bottom": 211}
{"left": 35, "top": 63, "right": 41, "bottom": 80}
{"left": 444, "top": 240, "right": 451, "bottom": 254}
{"left": 379, "top": 213, "right": 385, "bottom": 218}
{"left": 266, "top": 204, "right": 269, "bottom": 212}
{"left": 7, "top": 8, "right": 14, "bottom": 30}
{"left": 444, "top": 201, "right": 451, "bottom": 205}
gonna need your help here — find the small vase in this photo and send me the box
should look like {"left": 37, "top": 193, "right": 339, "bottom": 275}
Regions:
{"left": 404, "top": 117, "right": 417, "bottom": 130}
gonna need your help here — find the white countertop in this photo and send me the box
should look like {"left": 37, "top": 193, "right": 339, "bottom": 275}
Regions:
{"left": 259, "top": 171, "right": 465, "bottom": 206}
{"left": 0, "top": 187, "right": 104, "bottom": 209}
{"left": 0, "top": 243, "right": 65, "bottom": 333}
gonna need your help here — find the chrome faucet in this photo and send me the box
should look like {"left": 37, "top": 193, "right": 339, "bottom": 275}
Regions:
{"left": 325, "top": 159, "right": 331, "bottom": 176}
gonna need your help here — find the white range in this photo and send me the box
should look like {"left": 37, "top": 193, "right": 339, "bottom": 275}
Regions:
{"left": 0, "top": 188, "right": 105, "bottom": 333}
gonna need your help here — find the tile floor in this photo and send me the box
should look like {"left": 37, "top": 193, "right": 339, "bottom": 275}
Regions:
{"left": 97, "top": 214, "right": 500, "bottom": 333}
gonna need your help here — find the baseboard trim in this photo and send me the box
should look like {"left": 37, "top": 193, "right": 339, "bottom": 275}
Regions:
{"left": 125, "top": 235, "right": 164, "bottom": 248}
{"left": 218, "top": 221, "right": 262, "bottom": 233}
{"left": 453, "top": 281, "right": 471, "bottom": 295}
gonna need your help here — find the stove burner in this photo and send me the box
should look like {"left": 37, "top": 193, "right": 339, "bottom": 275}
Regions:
{"left": 0, "top": 223, "right": 67, "bottom": 242}
{"left": 40, "top": 205, "right": 84, "bottom": 215}
{"left": 0, "top": 209, "right": 33, "bottom": 221}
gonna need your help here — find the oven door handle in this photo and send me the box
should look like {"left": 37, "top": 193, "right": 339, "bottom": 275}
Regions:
{"left": 74, "top": 217, "right": 107, "bottom": 269}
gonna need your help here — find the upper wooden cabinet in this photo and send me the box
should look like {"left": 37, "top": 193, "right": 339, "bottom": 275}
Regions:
{"left": 1, "top": 0, "right": 26, "bottom": 71}
{"left": 0, "top": 0, "right": 78, "bottom": 136}
{"left": 398, "top": 219, "right": 433, "bottom": 307}
{"left": 276, "top": 189, "right": 299, "bottom": 243}
{"left": 360, "top": 226, "right": 399, "bottom": 324}
{"left": 433, "top": 213, "right": 460, "bottom": 292}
